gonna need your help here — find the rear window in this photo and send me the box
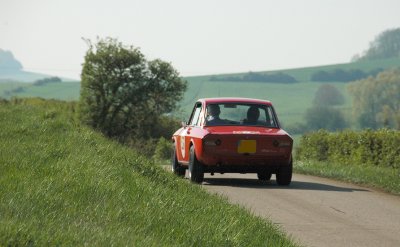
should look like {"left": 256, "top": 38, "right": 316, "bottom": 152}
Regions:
{"left": 205, "top": 103, "right": 278, "bottom": 127}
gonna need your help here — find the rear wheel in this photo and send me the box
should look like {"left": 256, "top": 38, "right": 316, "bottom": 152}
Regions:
{"left": 276, "top": 158, "right": 292, "bottom": 186}
{"left": 188, "top": 146, "right": 204, "bottom": 183}
{"left": 171, "top": 146, "right": 185, "bottom": 177}
{"left": 257, "top": 172, "right": 272, "bottom": 181}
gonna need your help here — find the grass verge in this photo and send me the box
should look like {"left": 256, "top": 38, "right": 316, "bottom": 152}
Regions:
{"left": 0, "top": 99, "right": 299, "bottom": 246}
{"left": 294, "top": 160, "right": 400, "bottom": 195}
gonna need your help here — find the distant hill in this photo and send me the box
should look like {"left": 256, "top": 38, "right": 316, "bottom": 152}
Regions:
{"left": 0, "top": 49, "right": 70, "bottom": 83}
{"left": 0, "top": 48, "right": 22, "bottom": 71}
{"left": 202, "top": 57, "right": 400, "bottom": 82}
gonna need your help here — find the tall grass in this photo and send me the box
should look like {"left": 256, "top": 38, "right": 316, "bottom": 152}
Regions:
{"left": 0, "top": 99, "right": 298, "bottom": 246}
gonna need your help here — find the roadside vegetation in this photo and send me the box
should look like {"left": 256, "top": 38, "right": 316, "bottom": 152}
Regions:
{"left": 0, "top": 98, "right": 299, "bottom": 246}
{"left": 293, "top": 31, "right": 400, "bottom": 192}
{"left": 295, "top": 130, "right": 400, "bottom": 194}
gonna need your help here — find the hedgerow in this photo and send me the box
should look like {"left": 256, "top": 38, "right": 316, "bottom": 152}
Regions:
{"left": 296, "top": 129, "right": 400, "bottom": 168}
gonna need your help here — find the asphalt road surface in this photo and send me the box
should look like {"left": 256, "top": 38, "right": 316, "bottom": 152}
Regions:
{"left": 200, "top": 173, "right": 400, "bottom": 247}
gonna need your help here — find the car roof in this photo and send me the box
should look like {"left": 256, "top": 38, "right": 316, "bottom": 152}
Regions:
{"left": 198, "top": 97, "right": 272, "bottom": 105}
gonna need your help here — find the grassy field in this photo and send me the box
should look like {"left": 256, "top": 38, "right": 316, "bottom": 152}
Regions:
{"left": 15, "top": 81, "right": 80, "bottom": 101}
{"left": 0, "top": 82, "right": 27, "bottom": 97}
{"left": 0, "top": 99, "right": 299, "bottom": 246}
{"left": 0, "top": 81, "right": 80, "bottom": 101}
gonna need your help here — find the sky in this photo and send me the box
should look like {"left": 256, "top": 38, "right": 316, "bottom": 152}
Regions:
{"left": 1, "top": 0, "right": 400, "bottom": 80}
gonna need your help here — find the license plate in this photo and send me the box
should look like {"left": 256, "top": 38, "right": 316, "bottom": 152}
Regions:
{"left": 237, "top": 140, "right": 256, "bottom": 154}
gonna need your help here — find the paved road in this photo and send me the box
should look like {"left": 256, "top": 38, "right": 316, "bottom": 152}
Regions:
{"left": 200, "top": 173, "right": 400, "bottom": 247}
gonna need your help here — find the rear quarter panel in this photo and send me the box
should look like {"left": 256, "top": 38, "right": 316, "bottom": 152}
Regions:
{"left": 173, "top": 126, "right": 208, "bottom": 164}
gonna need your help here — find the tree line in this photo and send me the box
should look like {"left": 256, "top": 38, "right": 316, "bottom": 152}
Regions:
{"left": 310, "top": 68, "right": 383, "bottom": 82}
{"left": 352, "top": 27, "right": 400, "bottom": 61}
{"left": 209, "top": 71, "right": 298, "bottom": 83}
{"left": 348, "top": 68, "right": 400, "bottom": 129}
{"left": 33, "top": 77, "right": 62, "bottom": 86}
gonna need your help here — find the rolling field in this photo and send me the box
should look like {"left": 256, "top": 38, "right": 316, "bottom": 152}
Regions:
{"left": 15, "top": 81, "right": 80, "bottom": 101}
{"left": 0, "top": 81, "right": 80, "bottom": 101}
{"left": 2, "top": 58, "right": 400, "bottom": 128}
{"left": 0, "top": 82, "right": 27, "bottom": 99}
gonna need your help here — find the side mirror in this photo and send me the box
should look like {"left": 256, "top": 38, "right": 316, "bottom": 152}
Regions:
{"left": 181, "top": 121, "right": 188, "bottom": 128}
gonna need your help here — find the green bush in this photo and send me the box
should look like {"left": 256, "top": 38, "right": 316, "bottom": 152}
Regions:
{"left": 79, "top": 37, "right": 187, "bottom": 139}
{"left": 153, "top": 137, "right": 173, "bottom": 161}
{"left": 296, "top": 130, "right": 330, "bottom": 161}
{"left": 296, "top": 129, "right": 400, "bottom": 168}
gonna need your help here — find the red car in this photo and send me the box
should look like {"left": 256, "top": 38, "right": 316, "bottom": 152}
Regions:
{"left": 171, "top": 97, "right": 293, "bottom": 185}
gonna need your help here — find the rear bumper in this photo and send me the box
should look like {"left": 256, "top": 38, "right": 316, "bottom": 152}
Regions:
{"left": 199, "top": 152, "right": 291, "bottom": 173}
{"left": 203, "top": 164, "right": 282, "bottom": 173}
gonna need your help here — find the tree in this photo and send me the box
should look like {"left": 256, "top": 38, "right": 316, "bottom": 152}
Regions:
{"left": 348, "top": 68, "right": 400, "bottom": 129}
{"left": 33, "top": 76, "right": 62, "bottom": 86}
{"left": 210, "top": 72, "right": 297, "bottom": 83}
{"left": 79, "top": 37, "right": 187, "bottom": 139}
{"left": 313, "top": 84, "right": 344, "bottom": 106}
{"left": 305, "top": 106, "right": 347, "bottom": 131}
{"left": 356, "top": 27, "right": 400, "bottom": 61}
{"left": 310, "top": 69, "right": 381, "bottom": 82}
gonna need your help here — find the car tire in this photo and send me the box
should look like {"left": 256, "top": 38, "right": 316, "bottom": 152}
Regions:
{"left": 188, "top": 145, "right": 204, "bottom": 184}
{"left": 276, "top": 158, "right": 292, "bottom": 186}
{"left": 257, "top": 172, "right": 272, "bottom": 181}
{"left": 171, "top": 146, "right": 185, "bottom": 177}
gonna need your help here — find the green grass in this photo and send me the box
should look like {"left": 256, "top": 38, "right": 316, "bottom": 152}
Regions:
{"left": 294, "top": 160, "right": 400, "bottom": 195}
{"left": 0, "top": 99, "right": 299, "bottom": 246}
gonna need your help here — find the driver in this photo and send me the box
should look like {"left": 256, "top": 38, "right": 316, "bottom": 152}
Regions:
{"left": 206, "top": 104, "right": 224, "bottom": 125}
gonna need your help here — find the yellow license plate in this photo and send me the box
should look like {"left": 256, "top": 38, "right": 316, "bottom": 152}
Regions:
{"left": 237, "top": 140, "right": 256, "bottom": 154}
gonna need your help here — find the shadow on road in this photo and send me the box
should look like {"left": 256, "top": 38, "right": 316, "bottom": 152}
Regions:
{"left": 203, "top": 177, "right": 369, "bottom": 192}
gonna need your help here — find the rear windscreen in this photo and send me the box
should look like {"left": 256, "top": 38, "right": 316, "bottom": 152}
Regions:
{"left": 205, "top": 103, "right": 278, "bottom": 127}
